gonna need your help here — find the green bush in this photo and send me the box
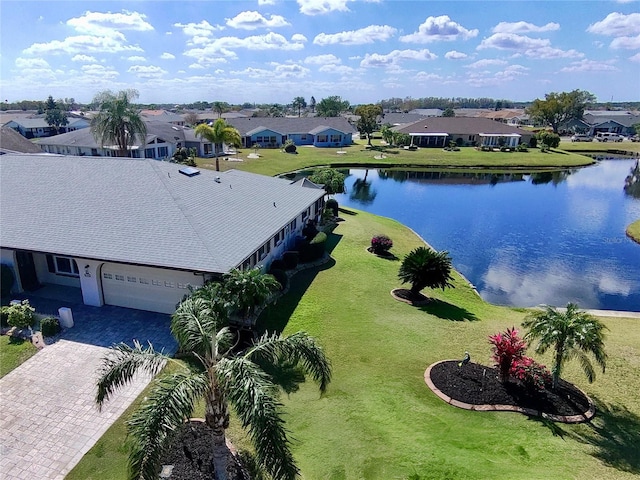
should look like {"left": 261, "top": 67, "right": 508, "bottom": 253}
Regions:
{"left": 282, "top": 251, "right": 299, "bottom": 270}
{"left": 535, "top": 131, "right": 560, "bottom": 149}
{"left": 326, "top": 198, "right": 339, "bottom": 216}
{"left": 7, "top": 300, "right": 36, "bottom": 329}
{"left": 283, "top": 140, "right": 297, "bottom": 154}
{"left": 516, "top": 143, "right": 528, "bottom": 152}
{"left": 1, "top": 264, "right": 15, "bottom": 298}
{"left": 40, "top": 316, "right": 61, "bottom": 337}
{"left": 269, "top": 269, "right": 288, "bottom": 291}
{"left": 269, "top": 259, "right": 286, "bottom": 272}
{"left": 1, "top": 306, "right": 9, "bottom": 328}
{"left": 310, "top": 232, "right": 327, "bottom": 245}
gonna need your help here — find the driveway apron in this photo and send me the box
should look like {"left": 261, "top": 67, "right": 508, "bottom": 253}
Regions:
{"left": 0, "top": 340, "right": 157, "bottom": 480}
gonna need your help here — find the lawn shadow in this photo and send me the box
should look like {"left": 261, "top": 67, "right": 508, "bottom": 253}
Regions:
{"left": 565, "top": 396, "right": 640, "bottom": 475}
{"left": 338, "top": 207, "right": 358, "bottom": 216}
{"left": 527, "top": 416, "right": 568, "bottom": 439}
{"left": 418, "top": 299, "right": 479, "bottom": 322}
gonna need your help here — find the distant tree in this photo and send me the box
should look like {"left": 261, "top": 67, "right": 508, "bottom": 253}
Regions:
{"left": 536, "top": 131, "right": 561, "bottom": 150}
{"left": 494, "top": 100, "right": 503, "bottom": 111}
{"left": 90, "top": 89, "right": 147, "bottom": 157}
{"left": 526, "top": 90, "right": 595, "bottom": 133}
{"left": 633, "top": 123, "right": 640, "bottom": 135}
{"left": 523, "top": 303, "right": 607, "bottom": 389}
{"left": 44, "top": 95, "right": 68, "bottom": 134}
{"left": 183, "top": 112, "right": 199, "bottom": 126}
{"left": 380, "top": 125, "right": 394, "bottom": 144}
{"left": 309, "top": 96, "right": 316, "bottom": 113}
{"left": 195, "top": 119, "right": 241, "bottom": 171}
{"left": 398, "top": 247, "right": 455, "bottom": 297}
{"left": 212, "top": 101, "right": 229, "bottom": 118}
{"left": 354, "top": 104, "right": 382, "bottom": 146}
{"left": 269, "top": 104, "right": 284, "bottom": 117}
{"left": 308, "top": 168, "right": 346, "bottom": 195}
{"left": 316, "top": 96, "right": 349, "bottom": 117}
{"left": 292, "top": 96, "right": 306, "bottom": 117}
{"left": 442, "top": 107, "right": 455, "bottom": 117}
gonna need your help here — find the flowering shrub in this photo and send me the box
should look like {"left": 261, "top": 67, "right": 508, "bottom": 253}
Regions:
{"left": 371, "top": 235, "right": 393, "bottom": 254}
{"left": 511, "top": 356, "right": 552, "bottom": 391}
{"left": 488, "top": 327, "right": 527, "bottom": 383}
{"left": 6, "top": 300, "right": 36, "bottom": 329}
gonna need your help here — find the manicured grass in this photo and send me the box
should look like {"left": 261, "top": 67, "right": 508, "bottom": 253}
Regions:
{"left": 197, "top": 140, "right": 594, "bottom": 177}
{"left": 627, "top": 219, "right": 640, "bottom": 244}
{"left": 0, "top": 335, "right": 37, "bottom": 378}
{"left": 560, "top": 141, "right": 640, "bottom": 155}
{"left": 256, "top": 209, "right": 640, "bottom": 480}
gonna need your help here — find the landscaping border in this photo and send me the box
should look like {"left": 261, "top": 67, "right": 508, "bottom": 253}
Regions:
{"left": 424, "top": 360, "right": 596, "bottom": 423}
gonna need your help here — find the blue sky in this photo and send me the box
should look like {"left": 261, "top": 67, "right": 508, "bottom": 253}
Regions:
{"left": 1, "top": 0, "right": 639, "bottom": 105}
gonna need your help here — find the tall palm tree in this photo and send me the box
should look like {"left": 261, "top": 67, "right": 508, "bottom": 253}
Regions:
{"left": 195, "top": 119, "right": 241, "bottom": 171}
{"left": 97, "top": 299, "right": 331, "bottom": 480}
{"left": 398, "top": 246, "right": 455, "bottom": 297}
{"left": 292, "top": 97, "right": 306, "bottom": 117}
{"left": 522, "top": 303, "right": 607, "bottom": 389}
{"left": 90, "top": 89, "right": 147, "bottom": 157}
{"left": 222, "top": 268, "right": 280, "bottom": 320}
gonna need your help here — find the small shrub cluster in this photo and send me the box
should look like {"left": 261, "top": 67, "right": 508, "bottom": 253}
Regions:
{"left": 370, "top": 235, "right": 393, "bottom": 254}
{"left": 510, "top": 356, "right": 551, "bottom": 391}
{"left": 536, "top": 131, "right": 561, "bottom": 151}
{"left": 516, "top": 143, "right": 528, "bottom": 152}
{"left": 268, "top": 269, "right": 288, "bottom": 291}
{"left": 326, "top": 198, "right": 339, "bottom": 217}
{"left": 298, "top": 232, "right": 327, "bottom": 263}
{"left": 283, "top": 140, "right": 297, "bottom": 154}
{"left": 6, "top": 300, "right": 36, "bottom": 329}
{"left": 40, "top": 316, "right": 61, "bottom": 337}
{"left": 282, "top": 251, "right": 299, "bottom": 270}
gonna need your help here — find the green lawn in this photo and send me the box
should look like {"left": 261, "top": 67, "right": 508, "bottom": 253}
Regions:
{"left": 71, "top": 209, "right": 640, "bottom": 480}
{"left": 627, "top": 219, "right": 640, "bottom": 244}
{"left": 0, "top": 335, "right": 37, "bottom": 378}
{"left": 198, "top": 141, "right": 595, "bottom": 177}
{"left": 559, "top": 141, "right": 640, "bottom": 155}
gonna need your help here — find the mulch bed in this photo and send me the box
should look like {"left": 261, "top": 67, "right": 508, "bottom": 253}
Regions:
{"left": 390, "top": 288, "right": 431, "bottom": 306}
{"left": 161, "top": 421, "right": 247, "bottom": 480}
{"left": 429, "top": 360, "right": 593, "bottom": 420}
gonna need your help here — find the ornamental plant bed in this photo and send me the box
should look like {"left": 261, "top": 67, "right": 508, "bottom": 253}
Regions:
{"left": 428, "top": 360, "right": 593, "bottom": 421}
{"left": 390, "top": 288, "right": 431, "bottom": 306}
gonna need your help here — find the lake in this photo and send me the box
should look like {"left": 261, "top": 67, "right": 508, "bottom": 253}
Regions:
{"left": 333, "top": 159, "right": 640, "bottom": 312}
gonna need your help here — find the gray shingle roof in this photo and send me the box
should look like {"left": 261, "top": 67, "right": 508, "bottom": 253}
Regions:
{"left": 0, "top": 126, "right": 43, "bottom": 154}
{"left": 395, "top": 117, "right": 532, "bottom": 136}
{"left": 226, "top": 117, "right": 357, "bottom": 136}
{"left": 0, "top": 155, "right": 324, "bottom": 273}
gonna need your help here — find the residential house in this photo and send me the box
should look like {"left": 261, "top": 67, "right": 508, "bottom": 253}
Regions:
{"left": 394, "top": 117, "right": 533, "bottom": 148}
{"left": 0, "top": 126, "right": 44, "bottom": 154}
{"left": 478, "top": 109, "right": 530, "bottom": 127}
{"left": 582, "top": 111, "right": 640, "bottom": 136}
{"left": 225, "top": 117, "right": 356, "bottom": 148}
{"left": 5, "top": 116, "right": 90, "bottom": 138}
{"left": 0, "top": 155, "right": 325, "bottom": 314}
{"left": 141, "top": 109, "right": 186, "bottom": 126}
{"left": 34, "top": 120, "right": 211, "bottom": 158}
{"left": 378, "top": 112, "right": 428, "bottom": 127}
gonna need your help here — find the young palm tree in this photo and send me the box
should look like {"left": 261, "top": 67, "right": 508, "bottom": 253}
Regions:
{"left": 292, "top": 96, "right": 306, "bottom": 117}
{"left": 522, "top": 303, "right": 607, "bottom": 389}
{"left": 397, "top": 246, "right": 455, "bottom": 297}
{"left": 90, "top": 89, "right": 147, "bottom": 157}
{"left": 222, "top": 268, "right": 280, "bottom": 320}
{"left": 96, "top": 296, "right": 331, "bottom": 480}
{"left": 195, "top": 119, "right": 242, "bottom": 171}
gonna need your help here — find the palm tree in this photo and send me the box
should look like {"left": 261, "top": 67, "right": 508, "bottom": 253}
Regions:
{"left": 398, "top": 246, "right": 455, "bottom": 297}
{"left": 292, "top": 97, "right": 306, "bottom": 117}
{"left": 194, "top": 119, "right": 241, "bottom": 171}
{"left": 96, "top": 294, "right": 331, "bottom": 480}
{"left": 522, "top": 303, "right": 607, "bottom": 389}
{"left": 221, "top": 268, "right": 280, "bottom": 321}
{"left": 90, "top": 89, "right": 147, "bottom": 157}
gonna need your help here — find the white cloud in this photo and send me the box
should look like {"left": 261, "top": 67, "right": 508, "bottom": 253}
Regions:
{"left": 414, "top": 72, "right": 445, "bottom": 81}
{"left": 400, "top": 15, "right": 478, "bottom": 43}
{"left": 15, "top": 57, "right": 52, "bottom": 70}
{"left": 313, "top": 25, "right": 397, "bottom": 45}
{"left": 231, "top": 62, "right": 310, "bottom": 79}
{"left": 127, "top": 65, "right": 168, "bottom": 78}
{"left": 259, "top": 0, "right": 277, "bottom": 4}
{"left": 185, "top": 33, "right": 306, "bottom": 61}
{"left": 67, "top": 10, "right": 154, "bottom": 37}
{"left": 23, "top": 34, "right": 143, "bottom": 55}
{"left": 610, "top": 34, "right": 640, "bottom": 49}
{"left": 478, "top": 33, "right": 583, "bottom": 59}
{"left": 80, "top": 63, "right": 119, "bottom": 79}
{"left": 492, "top": 21, "right": 560, "bottom": 34}
{"left": 360, "top": 49, "right": 437, "bottom": 68}
{"left": 318, "top": 64, "right": 355, "bottom": 74}
{"left": 225, "top": 11, "right": 290, "bottom": 30}
{"left": 174, "top": 21, "right": 220, "bottom": 38}
{"left": 630, "top": 52, "right": 640, "bottom": 62}
{"left": 444, "top": 50, "right": 468, "bottom": 60}
{"left": 127, "top": 55, "right": 146, "bottom": 62}
{"left": 587, "top": 12, "right": 640, "bottom": 36}
{"left": 297, "top": 0, "right": 352, "bottom": 15}
{"left": 71, "top": 54, "right": 98, "bottom": 63}
{"left": 465, "top": 59, "right": 508, "bottom": 69}
{"left": 304, "top": 54, "right": 341, "bottom": 65}
{"left": 560, "top": 59, "right": 619, "bottom": 73}
{"left": 160, "top": 52, "right": 176, "bottom": 60}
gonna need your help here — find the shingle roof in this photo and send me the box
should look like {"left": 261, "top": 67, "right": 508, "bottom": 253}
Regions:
{"left": 395, "top": 117, "right": 532, "bottom": 136}
{"left": 0, "top": 155, "right": 324, "bottom": 273}
{"left": 0, "top": 126, "right": 43, "bottom": 154}
{"left": 226, "top": 117, "right": 357, "bottom": 136}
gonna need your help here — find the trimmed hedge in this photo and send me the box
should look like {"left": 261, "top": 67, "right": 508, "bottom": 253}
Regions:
{"left": 40, "top": 317, "right": 61, "bottom": 337}
{"left": 282, "top": 251, "right": 299, "bottom": 270}
{"left": 269, "top": 269, "right": 288, "bottom": 291}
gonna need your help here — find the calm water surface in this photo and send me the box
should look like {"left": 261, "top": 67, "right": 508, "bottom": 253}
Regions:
{"left": 333, "top": 159, "right": 640, "bottom": 312}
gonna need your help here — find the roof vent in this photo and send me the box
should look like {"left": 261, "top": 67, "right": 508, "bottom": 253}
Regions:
{"left": 179, "top": 166, "right": 200, "bottom": 177}
{"left": 214, "top": 176, "right": 221, "bottom": 183}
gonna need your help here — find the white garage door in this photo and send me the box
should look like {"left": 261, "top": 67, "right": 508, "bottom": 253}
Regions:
{"left": 101, "top": 263, "right": 203, "bottom": 314}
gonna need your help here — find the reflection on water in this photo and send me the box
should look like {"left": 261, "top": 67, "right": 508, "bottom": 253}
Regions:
{"left": 334, "top": 160, "right": 640, "bottom": 311}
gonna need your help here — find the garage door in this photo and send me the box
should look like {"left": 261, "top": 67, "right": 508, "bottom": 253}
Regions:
{"left": 101, "top": 263, "right": 203, "bottom": 314}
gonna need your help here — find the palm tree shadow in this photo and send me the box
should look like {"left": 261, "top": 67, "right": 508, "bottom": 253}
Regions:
{"left": 418, "top": 299, "right": 479, "bottom": 321}
{"left": 527, "top": 416, "right": 568, "bottom": 438}
{"left": 565, "top": 396, "right": 640, "bottom": 475}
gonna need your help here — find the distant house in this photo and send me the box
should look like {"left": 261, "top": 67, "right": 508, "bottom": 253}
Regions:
{"left": 394, "top": 117, "right": 533, "bottom": 148}
{"left": 583, "top": 111, "right": 640, "bottom": 136}
{"left": 5, "top": 116, "right": 89, "bottom": 139}
{"left": 0, "top": 155, "right": 326, "bottom": 314}
{"left": 34, "top": 120, "right": 212, "bottom": 158}
{"left": 226, "top": 117, "right": 356, "bottom": 148}
{"left": 141, "top": 109, "right": 186, "bottom": 126}
{"left": 478, "top": 109, "right": 530, "bottom": 127}
{"left": 379, "top": 113, "right": 428, "bottom": 127}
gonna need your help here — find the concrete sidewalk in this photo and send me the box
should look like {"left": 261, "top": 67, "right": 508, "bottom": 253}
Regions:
{"left": 0, "top": 340, "right": 154, "bottom": 480}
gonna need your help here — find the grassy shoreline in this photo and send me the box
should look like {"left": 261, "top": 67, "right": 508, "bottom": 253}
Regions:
{"left": 627, "top": 219, "right": 640, "bottom": 244}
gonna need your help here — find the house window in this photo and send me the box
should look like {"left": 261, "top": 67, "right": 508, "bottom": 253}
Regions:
{"left": 256, "top": 136, "right": 264, "bottom": 144}
{"left": 46, "top": 255, "right": 79, "bottom": 277}
{"left": 152, "top": 279, "right": 161, "bottom": 286}
{"left": 317, "top": 135, "right": 328, "bottom": 143}
{"left": 127, "top": 276, "right": 137, "bottom": 282}
{"left": 115, "top": 275, "right": 125, "bottom": 281}
{"left": 103, "top": 273, "right": 113, "bottom": 280}
{"left": 330, "top": 134, "right": 341, "bottom": 142}
{"left": 270, "top": 136, "right": 276, "bottom": 144}
{"left": 301, "top": 135, "right": 307, "bottom": 141}
{"left": 164, "top": 281, "right": 175, "bottom": 288}
{"left": 273, "top": 228, "right": 285, "bottom": 246}
{"left": 139, "top": 278, "right": 149, "bottom": 284}
{"left": 145, "top": 148, "right": 154, "bottom": 158}
{"left": 289, "top": 219, "right": 297, "bottom": 231}
{"left": 158, "top": 147, "right": 168, "bottom": 158}
{"left": 91, "top": 148, "right": 98, "bottom": 156}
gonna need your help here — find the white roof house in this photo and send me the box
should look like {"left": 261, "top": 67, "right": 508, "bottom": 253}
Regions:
{"left": 0, "top": 155, "right": 325, "bottom": 313}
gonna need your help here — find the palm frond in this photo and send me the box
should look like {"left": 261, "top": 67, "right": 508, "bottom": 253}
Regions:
{"left": 126, "top": 371, "right": 209, "bottom": 480}
{"left": 246, "top": 331, "right": 332, "bottom": 393}
{"left": 171, "top": 297, "right": 221, "bottom": 359}
{"left": 218, "top": 357, "right": 299, "bottom": 480}
{"left": 96, "top": 341, "right": 168, "bottom": 410}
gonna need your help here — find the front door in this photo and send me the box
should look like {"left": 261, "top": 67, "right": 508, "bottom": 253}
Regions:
{"left": 15, "top": 251, "right": 39, "bottom": 291}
